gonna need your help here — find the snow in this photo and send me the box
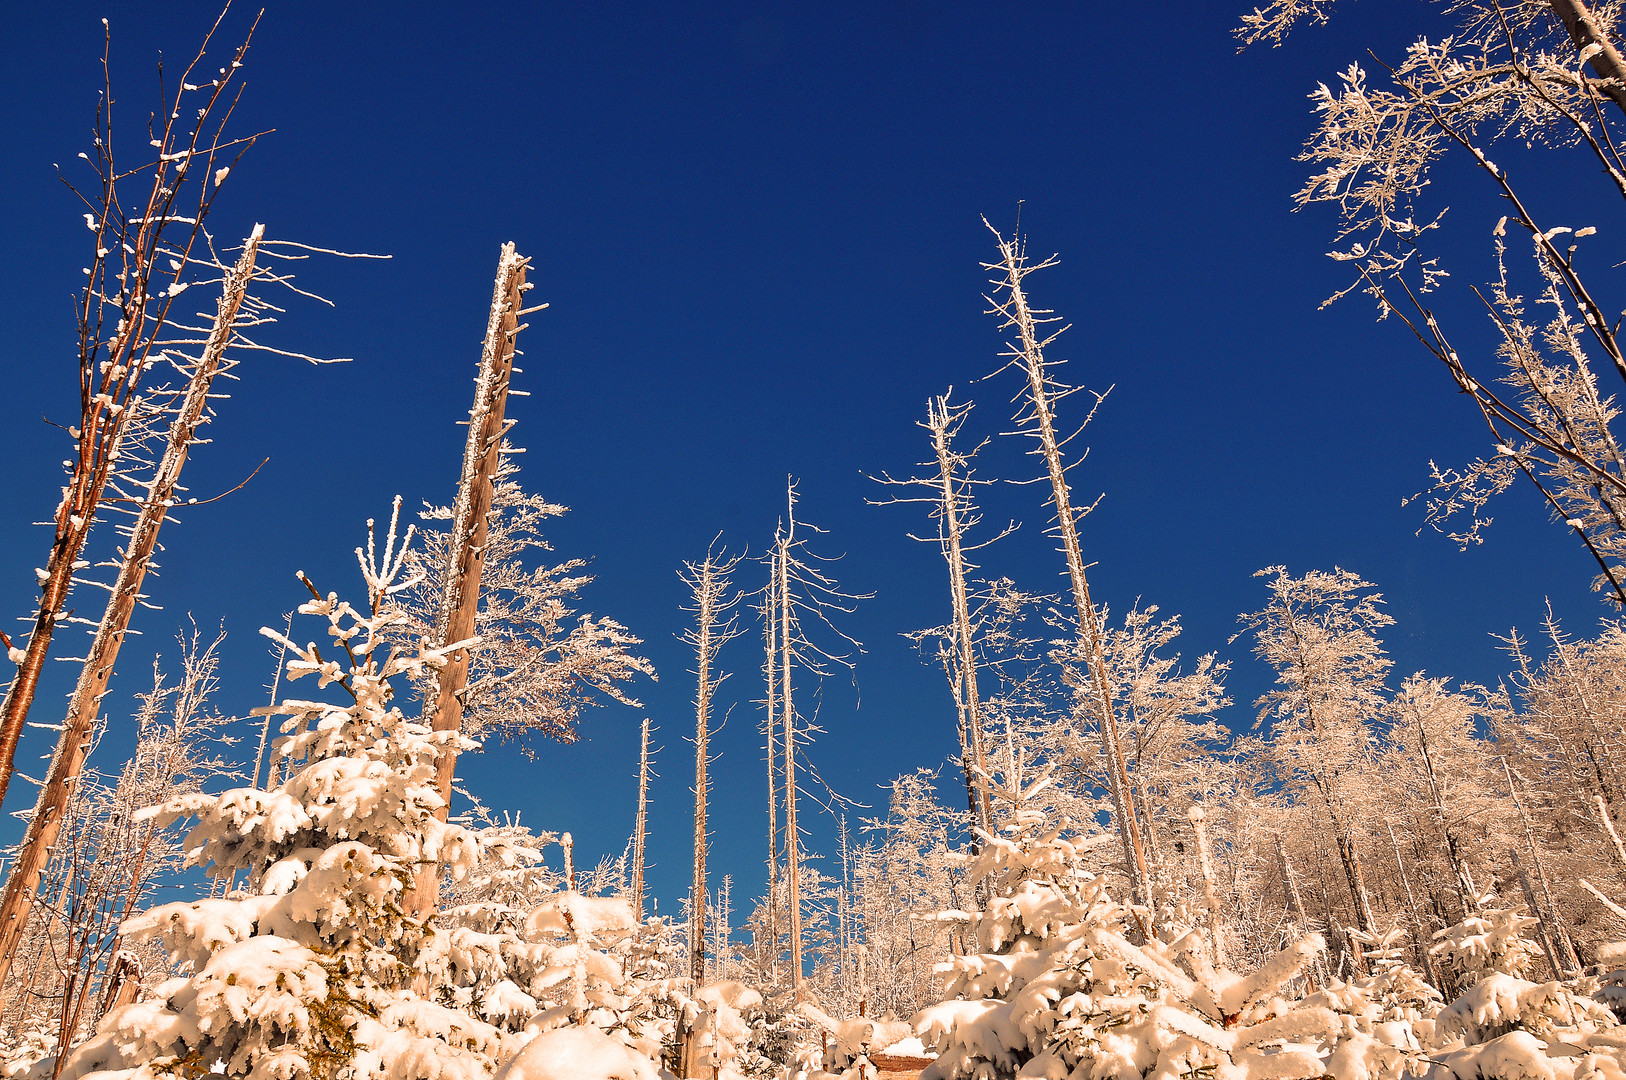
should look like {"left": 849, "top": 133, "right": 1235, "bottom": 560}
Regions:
{"left": 880, "top": 1035, "right": 930, "bottom": 1057}
{"left": 492, "top": 1027, "right": 658, "bottom": 1080}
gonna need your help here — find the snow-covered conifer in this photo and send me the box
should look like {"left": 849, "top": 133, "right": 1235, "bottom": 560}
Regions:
{"left": 913, "top": 779, "right": 1391, "bottom": 1080}
{"left": 56, "top": 504, "right": 507, "bottom": 1080}
{"left": 1424, "top": 904, "right": 1625, "bottom": 1079}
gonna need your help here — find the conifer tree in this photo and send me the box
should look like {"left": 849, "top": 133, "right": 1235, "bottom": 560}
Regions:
{"left": 57, "top": 505, "right": 506, "bottom": 1080}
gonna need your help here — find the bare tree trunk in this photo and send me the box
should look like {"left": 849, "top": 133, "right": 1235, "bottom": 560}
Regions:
{"left": 926, "top": 399, "right": 993, "bottom": 837}
{"left": 778, "top": 517, "right": 804, "bottom": 1000}
{"left": 763, "top": 551, "right": 780, "bottom": 981}
{"left": 1332, "top": 824, "right": 1379, "bottom": 938}
{"left": 1385, "top": 823, "right": 1440, "bottom": 988}
{"left": 1548, "top": 0, "right": 1626, "bottom": 121}
{"left": 1189, "top": 806, "right": 1225, "bottom": 966}
{"left": 692, "top": 688, "right": 709, "bottom": 987}
{"left": 409, "top": 244, "right": 532, "bottom": 918}
{"left": 1600, "top": 793, "right": 1626, "bottom": 872}
{"left": 634, "top": 716, "right": 650, "bottom": 919}
{"left": 0, "top": 24, "right": 258, "bottom": 810}
{"left": 1500, "top": 756, "right": 1580, "bottom": 972}
{"left": 940, "top": 650, "right": 981, "bottom": 829}
{"left": 0, "top": 230, "right": 262, "bottom": 986}
{"left": 1311, "top": 775, "right": 1378, "bottom": 937}
{"left": 1278, "top": 838, "right": 1326, "bottom": 989}
{"left": 986, "top": 226, "right": 1151, "bottom": 904}
{"left": 685, "top": 549, "right": 738, "bottom": 987}
{"left": 1413, "top": 713, "right": 1480, "bottom": 914}
{"left": 1511, "top": 848, "right": 1566, "bottom": 980}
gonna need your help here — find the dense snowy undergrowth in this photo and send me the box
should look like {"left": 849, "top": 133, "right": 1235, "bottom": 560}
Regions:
{"left": 13, "top": 600, "right": 1626, "bottom": 1080}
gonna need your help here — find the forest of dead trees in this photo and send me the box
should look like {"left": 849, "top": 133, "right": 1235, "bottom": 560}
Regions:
{"left": 12, "top": 3, "right": 1626, "bottom": 1080}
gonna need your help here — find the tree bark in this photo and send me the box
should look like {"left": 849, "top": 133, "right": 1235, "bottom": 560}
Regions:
{"left": 763, "top": 551, "right": 780, "bottom": 981}
{"left": 634, "top": 716, "right": 650, "bottom": 919}
{"left": 988, "top": 229, "right": 1152, "bottom": 905}
{"left": 778, "top": 513, "right": 804, "bottom": 1000}
{"left": 409, "top": 244, "right": 531, "bottom": 918}
{"left": 1548, "top": 0, "right": 1626, "bottom": 119}
{"left": 927, "top": 399, "right": 993, "bottom": 837}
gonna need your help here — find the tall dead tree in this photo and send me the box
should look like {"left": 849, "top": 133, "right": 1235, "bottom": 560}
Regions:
{"left": 681, "top": 544, "right": 743, "bottom": 985}
{"left": 0, "top": 16, "right": 262, "bottom": 812}
{"left": 761, "top": 549, "right": 780, "bottom": 974}
{"left": 776, "top": 513, "right": 801, "bottom": 999}
{"left": 984, "top": 222, "right": 1152, "bottom": 904}
{"left": 0, "top": 230, "right": 264, "bottom": 985}
{"left": 768, "top": 479, "right": 868, "bottom": 999}
{"left": 871, "top": 391, "right": 1014, "bottom": 839}
{"left": 410, "top": 243, "right": 537, "bottom": 917}
{"left": 633, "top": 717, "right": 652, "bottom": 918}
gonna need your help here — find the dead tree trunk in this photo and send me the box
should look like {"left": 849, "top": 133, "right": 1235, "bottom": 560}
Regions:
{"left": 762, "top": 551, "right": 780, "bottom": 980}
{"left": 685, "top": 547, "right": 740, "bottom": 986}
{"left": 1189, "top": 806, "right": 1225, "bottom": 967}
{"left": 410, "top": 244, "right": 533, "bottom": 918}
{"left": 927, "top": 398, "right": 993, "bottom": 837}
{"left": 985, "top": 225, "right": 1151, "bottom": 904}
{"left": 0, "top": 24, "right": 258, "bottom": 810}
{"left": 0, "top": 230, "right": 262, "bottom": 984}
{"left": 778, "top": 516, "right": 803, "bottom": 1000}
{"left": 633, "top": 716, "right": 651, "bottom": 919}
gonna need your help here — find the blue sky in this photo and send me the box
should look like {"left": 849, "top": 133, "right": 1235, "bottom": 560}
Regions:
{"left": 0, "top": 1, "right": 1614, "bottom": 915}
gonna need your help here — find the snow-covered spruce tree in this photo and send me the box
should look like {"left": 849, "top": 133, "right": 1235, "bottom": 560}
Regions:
{"left": 912, "top": 770, "right": 1412, "bottom": 1080}
{"left": 57, "top": 503, "right": 509, "bottom": 1080}
{"left": 433, "top": 814, "right": 564, "bottom": 1035}
{"left": 1421, "top": 903, "right": 1626, "bottom": 1080}
{"left": 490, "top": 880, "right": 686, "bottom": 1080}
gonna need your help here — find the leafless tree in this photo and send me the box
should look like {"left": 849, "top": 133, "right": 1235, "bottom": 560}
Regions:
{"left": 0, "top": 11, "right": 265, "bottom": 810}
{"left": 0, "top": 626, "right": 233, "bottom": 1074}
{"left": 983, "top": 221, "right": 1153, "bottom": 907}
{"left": 764, "top": 479, "right": 869, "bottom": 1000}
{"left": 1241, "top": 0, "right": 1626, "bottom": 603}
{"left": 680, "top": 543, "right": 743, "bottom": 986}
{"left": 871, "top": 391, "right": 1017, "bottom": 839}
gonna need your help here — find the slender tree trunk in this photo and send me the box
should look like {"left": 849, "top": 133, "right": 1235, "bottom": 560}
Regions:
{"left": 927, "top": 399, "right": 992, "bottom": 837}
{"left": 1502, "top": 756, "right": 1581, "bottom": 973}
{"left": 1189, "top": 806, "right": 1224, "bottom": 966}
{"left": 1385, "top": 823, "right": 1440, "bottom": 988}
{"left": 1600, "top": 793, "right": 1626, "bottom": 872}
{"left": 1414, "top": 714, "right": 1479, "bottom": 914}
{"left": 688, "top": 551, "right": 735, "bottom": 985}
{"left": 634, "top": 716, "right": 650, "bottom": 919}
{"left": 1279, "top": 838, "right": 1311, "bottom": 931}
{"left": 778, "top": 521, "right": 804, "bottom": 999}
{"left": 1278, "top": 838, "right": 1326, "bottom": 988}
{"left": 763, "top": 552, "right": 780, "bottom": 980}
{"left": 1312, "top": 774, "right": 1378, "bottom": 937}
{"left": 409, "top": 244, "right": 531, "bottom": 918}
{"left": 940, "top": 651, "right": 981, "bottom": 829}
{"left": 1134, "top": 764, "right": 1164, "bottom": 871}
{"left": 1511, "top": 848, "right": 1566, "bottom": 980}
{"left": 988, "top": 230, "right": 1151, "bottom": 904}
{"left": 0, "top": 230, "right": 262, "bottom": 986}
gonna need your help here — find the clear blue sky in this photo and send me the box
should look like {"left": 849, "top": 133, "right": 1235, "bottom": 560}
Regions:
{"left": 0, "top": 1, "right": 1611, "bottom": 915}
